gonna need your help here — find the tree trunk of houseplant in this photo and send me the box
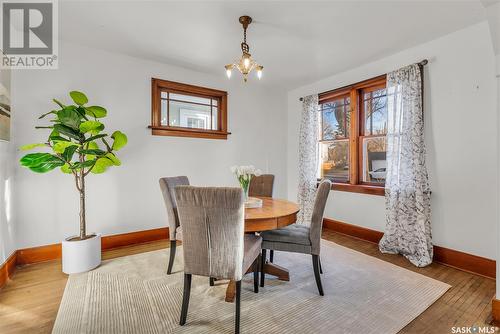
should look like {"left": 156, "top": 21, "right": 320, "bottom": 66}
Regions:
{"left": 61, "top": 155, "right": 101, "bottom": 274}
{"left": 79, "top": 166, "right": 86, "bottom": 240}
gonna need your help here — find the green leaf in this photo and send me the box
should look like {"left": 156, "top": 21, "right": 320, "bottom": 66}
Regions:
{"left": 20, "top": 143, "right": 47, "bottom": 151}
{"left": 69, "top": 91, "right": 88, "bottom": 106}
{"left": 71, "top": 160, "right": 96, "bottom": 170}
{"left": 39, "top": 110, "right": 57, "bottom": 119}
{"left": 91, "top": 157, "right": 113, "bottom": 174}
{"left": 53, "top": 99, "right": 66, "bottom": 108}
{"left": 84, "top": 141, "right": 99, "bottom": 160}
{"left": 28, "top": 163, "right": 64, "bottom": 173}
{"left": 85, "top": 106, "right": 107, "bottom": 118}
{"left": 53, "top": 124, "right": 81, "bottom": 140}
{"left": 49, "top": 135, "right": 70, "bottom": 143}
{"left": 105, "top": 153, "right": 121, "bottom": 166}
{"left": 75, "top": 106, "right": 88, "bottom": 119}
{"left": 20, "top": 153, "right": 54, "bottom": 167}
{"left": 56, "top": 107, "right": 81, "bottom": 130}
{"left": 111, "top": 131, "right": 127, "bottom": 151}
{"left": 87, "top": 141, "right": 99, "bottom": 150}
{"left": 83, "top": 133, "right": 107, "bottom": 143}
{"left": 49, "top": 129, "right": 60, "bottom": 137}
{"left": 19, "top": 153, "right": 65, "bottom": 173}
{"left": 53, "top": 141, "right": 78, "bottom": 154}
{"left": 79, "top": 121, "right": 104, "bottom": 133}
{"left": 79, "top": 149, "right": 106, "bottom": 156}
{"left": 61, "top": 163, "right": 72, "bottom": 174}
{"left": 62, "top": 145, "right": 79, "bottom": 162}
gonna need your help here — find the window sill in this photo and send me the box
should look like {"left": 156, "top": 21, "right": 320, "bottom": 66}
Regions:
{"left": 149, "top": 126, "right": 231, "bottom": 140}
{"left": 330, "top": 183, "right": 385, "bottom": 196}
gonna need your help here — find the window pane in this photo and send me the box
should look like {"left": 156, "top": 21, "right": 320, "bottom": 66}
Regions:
{"left": 364, "top": 88, "right": 387, "bottom": 135}
{"left": 361, "top": 136, "right": 387, "bottom": 184}
{"left": 161, "top": 99, "right": 215, "bottom": 130}
{"left": 320, "top": 139, "right": 349, "bottom": 182}
{"left": 169, "top": 93, "right": 211, "bottom": 105}
{"left": 160, "top": 99, "right": 168, "bottom": 125}
{"left": 321, "top": 97, "right": 350, "bottom": 140}
{"left": 212, "top": 106, "right": 218, "bottom": 130}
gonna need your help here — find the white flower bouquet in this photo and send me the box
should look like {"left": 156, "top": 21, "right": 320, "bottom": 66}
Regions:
{"left": 230, "top": 165, "right": 262, "bottom": 200}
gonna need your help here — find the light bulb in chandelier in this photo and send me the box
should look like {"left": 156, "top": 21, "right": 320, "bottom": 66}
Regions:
{"left": 243, "top": 56, "right": 250, "bottom": 69}
{"left": 225, "top": 64, "right": 233, "bottom": 78}
{"left": 256, "top": 66, "right": 263, "bottom": 80}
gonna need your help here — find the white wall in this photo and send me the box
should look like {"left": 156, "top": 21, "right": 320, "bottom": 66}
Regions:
{"left": 287, "top": 22, "right": 498, "bottom": 259}
{"left": 0, "top": 69, "right": 15, "bottom": 263}
{"left": 496, "top": 53, "right": 500, "bottom": 295}
{"left": 11, "top": 42, "right": 287, "bottom": 249}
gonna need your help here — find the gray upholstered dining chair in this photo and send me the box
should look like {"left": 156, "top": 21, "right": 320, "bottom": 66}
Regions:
{"left": 159, "top": 176, "right": 189, "bottom": 274}
{"left": 175, "top": 186, "right": 262, "bottom": 334}
{"left": 248, "top": 174, "right": 277, "bottom": 262}
{"left": 260, "top": 179, "right": 332, "bottom": 296}
{"left": 249, "top": 174, "right": 274, "bottom": 198}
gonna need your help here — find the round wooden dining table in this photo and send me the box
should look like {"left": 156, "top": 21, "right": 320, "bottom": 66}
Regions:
{"left": 225, "top": 197, "right": 300, "bottom": 302}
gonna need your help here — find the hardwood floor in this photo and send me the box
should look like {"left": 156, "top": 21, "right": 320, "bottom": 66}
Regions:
{"left": 0, "top": 230, "right": 496, "bottom": 334}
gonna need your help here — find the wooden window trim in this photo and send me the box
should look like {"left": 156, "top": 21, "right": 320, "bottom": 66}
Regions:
{"left": 319, "top": 74, "right": 387, "bottom": 196}
{"left": 332, "top": 182, "right": 385, "bottom": 196}
{"left": 150, "top": 78, "right": 230, "bottom": 139}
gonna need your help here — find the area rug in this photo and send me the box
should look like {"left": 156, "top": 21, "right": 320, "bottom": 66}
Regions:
{"left": 53, "top": 240, "right": 450, "bottom": 334}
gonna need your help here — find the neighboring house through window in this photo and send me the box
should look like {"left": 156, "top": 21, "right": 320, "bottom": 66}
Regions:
{"left": 318, "top": 75, "right": 387, "bottom": 195}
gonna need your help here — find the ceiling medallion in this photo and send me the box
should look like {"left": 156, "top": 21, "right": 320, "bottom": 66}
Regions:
{"left": 225, "top": 16, "right": 263, "bottom": 82}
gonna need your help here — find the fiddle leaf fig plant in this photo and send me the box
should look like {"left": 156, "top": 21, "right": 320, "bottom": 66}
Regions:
{"left": 19, "top": 91, "right": 128, "bottom": 240}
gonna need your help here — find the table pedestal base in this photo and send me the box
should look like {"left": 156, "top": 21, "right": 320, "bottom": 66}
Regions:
{"left": 224, "top": 262, "right": 289, "bottom": 302}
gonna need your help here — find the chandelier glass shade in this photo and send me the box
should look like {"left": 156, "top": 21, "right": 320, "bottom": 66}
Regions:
{"left": 225, "top": 16, "right": 263, "bottom": 82}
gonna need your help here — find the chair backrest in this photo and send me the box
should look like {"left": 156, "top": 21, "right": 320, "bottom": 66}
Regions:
{"left": 249, "top": 174, "right": 275, "bottom": 197}
{"left": 175, "top": 186, "right": 245, "bottom": 281}
{"left": 309, "top": 179, "right": 332, "bottom": 255}
{"left": 159, "top": 176, "right": 190, "bottom": 240}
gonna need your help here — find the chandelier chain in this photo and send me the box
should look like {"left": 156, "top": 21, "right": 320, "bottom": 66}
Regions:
{"left": 241, "top": 26, "right": 249, "bottom": 53}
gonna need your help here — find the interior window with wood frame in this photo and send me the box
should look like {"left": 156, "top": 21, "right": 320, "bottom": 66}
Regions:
{"left": 150, "top": 78, "right": 229, "bottom": 139}
{"left": 319, "top": 75, "right": 387, "bottom": 195}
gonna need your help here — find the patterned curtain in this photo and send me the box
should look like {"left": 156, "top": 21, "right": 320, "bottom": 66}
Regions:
{"left": 379, "top": 64, "right": 432, "bottom": 267}
{"left": 297, "top": 94, "right": 319, "bottom": 225}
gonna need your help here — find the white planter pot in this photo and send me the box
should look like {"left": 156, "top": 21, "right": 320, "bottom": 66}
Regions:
{"left": 62, "top": 233, "right": 101, "bottom": 274}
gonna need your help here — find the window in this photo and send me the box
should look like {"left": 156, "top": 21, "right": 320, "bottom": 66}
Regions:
{"left": 319, "top": 95, "right": 350, "bottom": 182}
{"left": 150, "top": 78, "right": 229, "bottom": 139}
{"left": 319, "top": 75, "right": 387, "bottom": 195}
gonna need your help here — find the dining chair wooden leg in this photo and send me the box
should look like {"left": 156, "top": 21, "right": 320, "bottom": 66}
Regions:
{"left": 270, "top": 250, "right": 274, "bottom": 263}
{"left": 312, "top": 255, "right": 324, "bottom": 296}
{"left": 179, "top": 273, "right": 192, "bottom": 325}
{"left": 319, "top": 257, "right": 323, "bottom": 274}
{"left": 253, "top": 256, "right": 260, "bottom": 293}
{"left": 235, "top": 280, "right": 242, "bottom": 334}
{"left": 260, "top": 249, "right": 266, "bottom": 287}
{"left": 167, "top": 240, "right": 176, "bottom": 275}
{"left": 209, "top": 277, "right": 215, "bottom": 286}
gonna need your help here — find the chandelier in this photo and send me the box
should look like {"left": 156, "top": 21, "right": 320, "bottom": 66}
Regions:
{"left": 225, "top": 16, "right": 263, "bottom": 82}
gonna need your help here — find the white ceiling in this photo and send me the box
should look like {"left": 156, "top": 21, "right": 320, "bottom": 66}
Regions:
{"left": 59, "top": 1, "right": 488, "bottom": 89}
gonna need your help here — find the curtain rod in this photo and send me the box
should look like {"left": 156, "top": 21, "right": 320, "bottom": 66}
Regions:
{"left": 299, "top": 59, "right": 428, "bottom": 101}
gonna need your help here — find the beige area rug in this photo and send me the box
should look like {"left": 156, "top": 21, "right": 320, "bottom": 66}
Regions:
{"left": 53, "top": 240, "right": 450, "bottom": 334}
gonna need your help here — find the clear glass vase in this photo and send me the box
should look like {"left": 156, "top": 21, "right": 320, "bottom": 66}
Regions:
{"left": 241, "top": 183, "right": 250, "bottom": 201}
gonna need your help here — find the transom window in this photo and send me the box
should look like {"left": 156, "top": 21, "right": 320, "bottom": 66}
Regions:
{"left": 150, "top": 79, "right": 229, "bottom": 139}
{"left": 319, "top": 75, "right": 388, "bottom": 194}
